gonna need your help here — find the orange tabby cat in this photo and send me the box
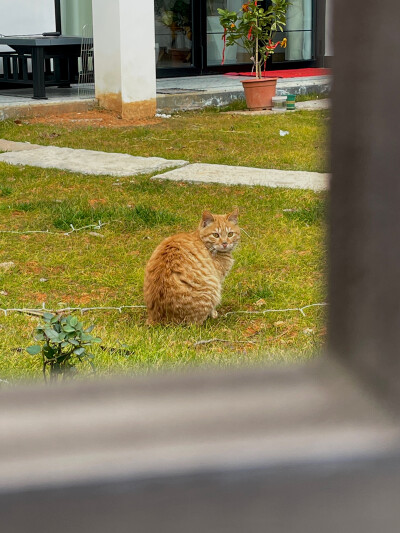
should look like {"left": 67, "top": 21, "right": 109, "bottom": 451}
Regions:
{"left": 144, "top": 209, "right": 240, "bottom": 325}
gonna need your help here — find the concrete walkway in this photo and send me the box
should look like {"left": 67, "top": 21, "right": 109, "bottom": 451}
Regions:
{"left": 0, "top": 73, "right": 332, "bottom": 120}
{"left": 154, "top": 163, "right": 328, "bottom": 192}
{"left": 0, "top": 141, "right": 188, "bottom": 177}
{"left": 0, "top": 132, "right": 329, "bottom": 191}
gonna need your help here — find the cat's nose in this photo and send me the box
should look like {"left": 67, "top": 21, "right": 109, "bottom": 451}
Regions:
{"left": 222, "top": 242, "right": 228, "bottom": 248}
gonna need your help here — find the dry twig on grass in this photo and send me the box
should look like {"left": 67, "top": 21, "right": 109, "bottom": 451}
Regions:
{"left": 193, "top": 338, "right": 256, "bottom": 347}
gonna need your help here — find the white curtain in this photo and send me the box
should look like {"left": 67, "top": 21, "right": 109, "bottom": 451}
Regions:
{"left": 285, "top": 0, "right": 312, "bottom": 61}
{"left": 60, "top": 0, "right": 93, "bottom": 37}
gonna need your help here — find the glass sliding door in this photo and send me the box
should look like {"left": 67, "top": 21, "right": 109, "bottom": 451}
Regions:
{"left": 206, "top": 0, "right": 248, "bottom": 66}
{"left": 154, "top": 0, "right": 194, "bottom": 68}
{"left": 155, "top": 0, "right": 315, "bottom": 76}
{"left": 205, "top": 0, "right": 314, "bottom": 69}
{"left": 284, "top": 0, "right": 313, "bottom": 61}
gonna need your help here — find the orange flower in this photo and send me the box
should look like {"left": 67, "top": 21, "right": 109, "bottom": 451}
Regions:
{"left": 242, "top": 3, "right": 249, "bottom": 11}
{"left": 230, "top": 23, "right": 236, "bottom": 28}
{"left": 281, "top": 37, "right": 288, "bottom": 48}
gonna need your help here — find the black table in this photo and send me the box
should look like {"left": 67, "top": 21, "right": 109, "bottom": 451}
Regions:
{"left": 0, "top": 35, "right": 84, "bottom": 99}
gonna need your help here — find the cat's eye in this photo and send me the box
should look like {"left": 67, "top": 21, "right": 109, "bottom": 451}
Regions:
{"left": 228, "top": 232, "right": 234, "bottom": 237}
{"left": 212, "top": 232, "right": 219, "bottom": 238}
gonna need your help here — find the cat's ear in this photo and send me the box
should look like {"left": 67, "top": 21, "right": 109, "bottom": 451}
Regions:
{"left": 226, "top": 207, "right": 239, "bottom": 225}
{"left": 201, "top": 211, "right": 215, "bottom": 227}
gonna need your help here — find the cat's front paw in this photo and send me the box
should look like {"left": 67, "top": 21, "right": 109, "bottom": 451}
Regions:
{"left": 210, "top": 309, "right": 218, "bottom": 319}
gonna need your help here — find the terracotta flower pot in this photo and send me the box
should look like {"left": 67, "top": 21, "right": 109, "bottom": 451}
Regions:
{"left": 241, "top": 77, "right": 278, "bottom": 110}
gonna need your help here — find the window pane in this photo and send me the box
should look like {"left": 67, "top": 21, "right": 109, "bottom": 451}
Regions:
{"left": 285, "top": 0, "right": 313, "bottom": 60}
{"left": 207, "top": 0, "right": 249, "bottom": 66}
{"left": 155, "top": 0, "right": 193, "bottom": 68}
{"left": 286, "top": 0, "right": 312, "bottom": 31}
{"left": 60, "top": 0, "right": 93, "bottom": 37}
{"left": 206, "top": 0, "right": 313, "bottom": 67}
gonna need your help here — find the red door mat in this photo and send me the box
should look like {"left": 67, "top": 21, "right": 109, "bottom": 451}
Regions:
{"left": 224, "top": 68, "right": 331, "bottom": 78}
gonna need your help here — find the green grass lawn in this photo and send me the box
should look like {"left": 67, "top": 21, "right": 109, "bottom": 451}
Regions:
{"left": 0, "top": 107, "right": 328, "bottom": 383}
{"left": 0, "top": 107, "right": 329, "bottom": 172}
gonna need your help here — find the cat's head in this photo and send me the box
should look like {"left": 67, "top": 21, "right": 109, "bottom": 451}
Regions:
{"left": 199, "top": 208, "right": 240, "bottom": 254}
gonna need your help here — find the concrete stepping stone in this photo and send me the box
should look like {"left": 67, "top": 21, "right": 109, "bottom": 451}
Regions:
{"left": 153, "top": 163, "right": 329, "bottom": 191}
{"left": 0, "top": 139, "right": 43, "bottom": 152}
{"left": 0, "top": 145, "right": 188, "bottom": 177}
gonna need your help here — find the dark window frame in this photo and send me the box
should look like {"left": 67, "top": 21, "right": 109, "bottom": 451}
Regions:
{"left": 156, "top": 0, "right": 318, "bottom": 78}
{"left": 54, "top": 0, "right": 61, "bottom": 34}
{"left": 4, "top": 2, "right": 400, "bottom": 531}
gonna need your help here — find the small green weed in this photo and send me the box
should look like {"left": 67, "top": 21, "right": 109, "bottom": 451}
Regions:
{"left": 132, "top": 205, "right": 180, "bottom": 227}
{"left": 213, "top": 99, "right": 247, "bottom": 112}
{"left": 26, "top": 313, "right": 101, "bottom": 382}
{"left": 244, "top": 285, "right": 275, "bottom": 300}
{"left": 283, "top": 203, "right": 326, "bottom": 225}
{"left": 0, "top": 186, "right": 12, "bottom": 197}
{"left": 3, "top": 199, "right": 180, "bottom": 231}
{"left": 295, "top": 92, "right": 329, "bottom": 102}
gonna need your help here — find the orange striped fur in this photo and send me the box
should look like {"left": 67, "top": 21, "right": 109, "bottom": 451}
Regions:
{"left": 144, "top": 209, "right": 240, "bottom": 325}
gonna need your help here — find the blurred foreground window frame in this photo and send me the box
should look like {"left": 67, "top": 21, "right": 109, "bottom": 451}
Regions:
{"left": 1, "top": 1, "right": 400, "bottom": 531}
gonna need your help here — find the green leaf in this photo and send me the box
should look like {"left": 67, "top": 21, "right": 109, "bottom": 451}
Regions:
{"left": 26, "top": 345, "right": 41, "bottom": 355}
{"left": 68, "top": 338, "right": 79, "bottom": 346}
{"left": 43, "top": 312, "right": 54, "bottom": 322}
{"left": 70, "top": 316, "right": 78, "bottom": 327}
{"left": 85, "top": 325, "right": 95, "bottom": 333}
{"left": 43, "top": 345, "right": 56, "bottom": 360}
{"left": 73, "top": 347, "right": 85, "bottom": 356}
{"left": 63, "top": 325, "right": 76, "bottom": 333}
{"left": 81, "top": 333, "right": 97, "bottom": 343}
{"left": 45, "top": 328, "right": 60, "bottom": 341}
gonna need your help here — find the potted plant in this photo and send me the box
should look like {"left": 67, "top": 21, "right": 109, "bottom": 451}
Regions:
{"left": 218, "top": 0, "right": 289, "bottom": 110}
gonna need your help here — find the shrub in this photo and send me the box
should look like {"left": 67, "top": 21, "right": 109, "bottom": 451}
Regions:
{"left": 26, "top": 313, "right": 101, "bottom": 382}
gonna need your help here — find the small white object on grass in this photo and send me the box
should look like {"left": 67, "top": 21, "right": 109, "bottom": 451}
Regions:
{"left": 0, "top": 262, "right": 15, "bottom": 271}
{"left": 279, "top": 130, "right": 290, "bottom": 137}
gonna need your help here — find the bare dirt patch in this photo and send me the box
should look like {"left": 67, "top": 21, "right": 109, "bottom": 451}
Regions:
{"left": 25, "top": 108, "right": 163, "bottom": 128}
